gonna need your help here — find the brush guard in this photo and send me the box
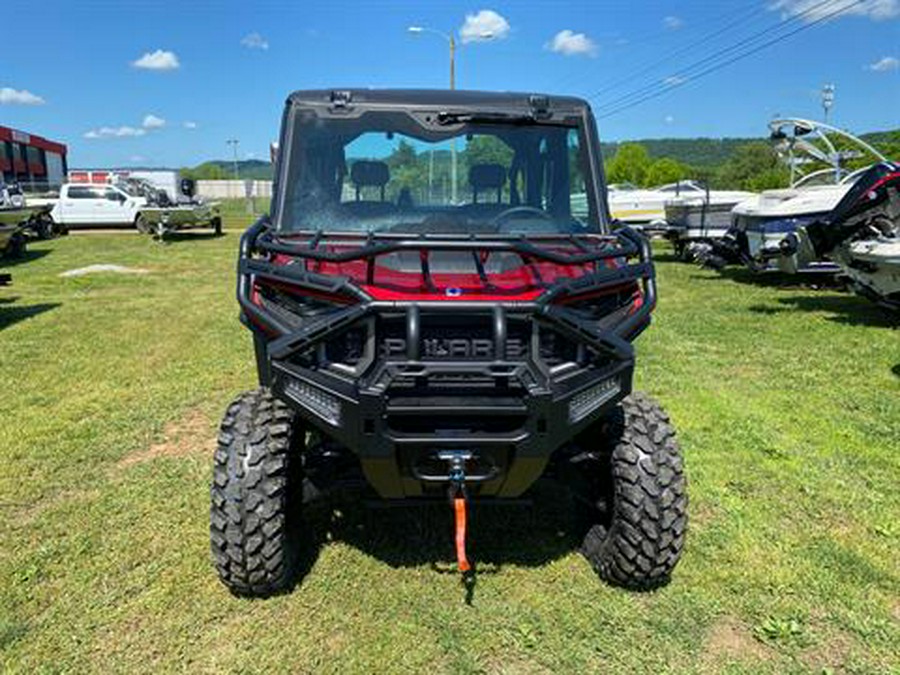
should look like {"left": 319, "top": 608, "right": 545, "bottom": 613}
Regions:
{"left": 236, "top": 219, "right": 656, "bottom": 500}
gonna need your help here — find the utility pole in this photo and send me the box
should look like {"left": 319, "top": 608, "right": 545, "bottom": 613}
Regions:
{"left": 226, "top": 139, "right": 240, "bottom": 180}
{"left": 821, "top": 84, "right": 835, "bottom": 124}
{"left": 449, "top": 32, "right": 457, "bottom": 206}
{"left": 408, "top": 26, "right": 492, "bottom": 205}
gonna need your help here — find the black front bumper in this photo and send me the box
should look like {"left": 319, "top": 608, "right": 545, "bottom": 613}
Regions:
{"left": 237, "top": 222, "right": 655, "bottom": 498}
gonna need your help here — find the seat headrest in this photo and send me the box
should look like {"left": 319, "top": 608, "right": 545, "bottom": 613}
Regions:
{"left": 469, "top": 164, "right": 506, "bottom": 190}
{"left": 351, "top": 160, "right": 390, "bottom": 188}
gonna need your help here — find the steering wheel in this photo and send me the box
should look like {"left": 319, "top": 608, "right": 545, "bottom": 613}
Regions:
{"left": 490, "top": 206, "right": 554, "bottom": 230}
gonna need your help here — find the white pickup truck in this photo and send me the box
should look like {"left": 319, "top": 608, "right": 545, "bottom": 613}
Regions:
{"left": 44, "top": 183, "right": 147, "bottom": 228}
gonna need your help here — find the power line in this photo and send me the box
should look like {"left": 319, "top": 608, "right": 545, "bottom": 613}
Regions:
{"left": 591, "top": 0, "right": 840, "bottom": 113}
{"left": 591, "top": 0, "right": 854, "bottom": 115}
{"left": 544, "top": 3, "right": 766, "bottom": 95}
{"left": 584, "top": 3, "right": 767, "bottom": 103}
{"left": 595, "top": 0, "right": 864, "bottom": 120}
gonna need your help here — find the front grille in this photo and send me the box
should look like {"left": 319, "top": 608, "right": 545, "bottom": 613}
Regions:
{"left": 377, "top": 314, "right": 532, "bottom": 361}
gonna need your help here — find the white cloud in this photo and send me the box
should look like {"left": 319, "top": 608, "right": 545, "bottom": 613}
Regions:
{"left": 769, "top": 0, "right": 899, "bottom": 22}
{"left": 459, "top": 9, "right": 511, "bottom": 43}
{"left": 665, "top": 115, "right": 675, "bottom": 124}
{"left": 663, "top": 15, "right": 684, "bottom": 30}
{"left": 142, "top": 114, "right": 166, "bottom": 129}
{"left": 241, "top": 32, "right": 269, "bottom": 50}
{"left": 129, "top": 155, "right": 147, "bottom": 162}
{"left": 83, "top": 126, "right": 146, "bottom": 139}
{"left": 546, "top": 30, "right": 598, "bottom": 57}
{"left": 183, "top": 121, "right": 198, "bottom": 129}
{"left": 866, "top": 55, "right": 899, "bottom": 71}
{"left": 132, "top": 49, "right": 180, "bottom": 70}
{"left": 0, "top": 87, "right": 45, "bottom": 105}
{"left": 663, "top": 75, "right": 687, "bottom": 86}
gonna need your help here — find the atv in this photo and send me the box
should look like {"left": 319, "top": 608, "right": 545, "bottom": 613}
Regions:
{"left": 210, "top": 89, "right": 687, "bottom": 596}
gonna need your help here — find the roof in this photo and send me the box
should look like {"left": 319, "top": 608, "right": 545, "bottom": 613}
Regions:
{"left": 0, "top": 126, "right": 67, "bottom": 155}
{"left": 287, "top": 88, "right": 591, "bottom": 113}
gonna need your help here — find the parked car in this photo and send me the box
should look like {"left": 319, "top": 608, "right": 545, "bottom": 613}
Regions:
{"left": 46, "top": 183, "right": 147, "bottom": 228}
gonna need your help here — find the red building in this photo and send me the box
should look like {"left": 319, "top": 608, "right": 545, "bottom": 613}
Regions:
{"left": 0, "top": 125, "right": 68, "bottom": 188}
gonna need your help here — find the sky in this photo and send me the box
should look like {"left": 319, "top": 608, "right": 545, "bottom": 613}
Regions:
{"left": 1, "top": 0, "right": 897, "bottom": 169}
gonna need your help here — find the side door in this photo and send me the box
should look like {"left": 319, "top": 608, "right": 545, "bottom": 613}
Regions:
{"left": 101, "top": 186, "right": 133, "bottom": 224}
{"left": 58, "top": 185, "right": 102, "bottom": 225}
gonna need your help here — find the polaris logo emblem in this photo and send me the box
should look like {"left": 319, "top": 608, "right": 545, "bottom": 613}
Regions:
{"left": 381, "top": 337, "right": 528, "bottom": 359}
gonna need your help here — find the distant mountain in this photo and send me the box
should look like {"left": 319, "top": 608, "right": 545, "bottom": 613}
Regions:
{"left": 601, "top": 129, "right": 898, "bottom": 168}
{"left": 183, "top": 128, "right": 897, "bottom": 181}
{"left": 600, "top": 138, "right": 757, "bottom": 168}
{"left": 181, "top": 159, "right": 273, "bottom": 181}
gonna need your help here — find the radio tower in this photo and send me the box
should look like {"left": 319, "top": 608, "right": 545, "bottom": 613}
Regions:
{"left": 821, "top": 84, "right": 835, "bottom": 123}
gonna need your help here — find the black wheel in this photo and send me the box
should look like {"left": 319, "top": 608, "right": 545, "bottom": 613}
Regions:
{"left": 5, "top": 232, "right": 27, "bottom": 258}
{"left": 29, "top": 216, "right": 53, "bottom": 240}
{"left": 135, "top": 214, "right": 152, "bottom": 234}
{"left": 210, "top": 388, "right": 305, "bottom": 596}
{"left": 579, "top": 392, "right": 687, "bottom": 589}
{"left": 212, "top": 217, "right": 222, "bottom": 236}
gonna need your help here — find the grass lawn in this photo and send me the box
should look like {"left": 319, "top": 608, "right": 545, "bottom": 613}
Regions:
{"left": 1, "top": 221, "right": 898, "bottom": 674}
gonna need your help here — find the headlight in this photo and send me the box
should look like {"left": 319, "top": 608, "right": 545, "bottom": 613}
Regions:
{"left": 568, "top": 377, "right": 620, "bottom": 424}
{"left": 285, "top": 376, "right": 342, "bottom": 426}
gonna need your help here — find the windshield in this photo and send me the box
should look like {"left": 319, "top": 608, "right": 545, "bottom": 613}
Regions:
{"left": 278, "top": 109, "right": 600, "bottom": 236}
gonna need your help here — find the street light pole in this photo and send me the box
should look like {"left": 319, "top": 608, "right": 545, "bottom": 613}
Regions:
{"left": 408, "top": 26, "right": 494, "bottom": 204}
{"left": 448, "top": 32, "right": 457, "bottom": 205}
{"left": 226, "top": 139, "right": 240, "bottom": 180}
{"left": 821, "top": 84, "right": 835, "bottom": 124}
{"left": 409, "top": 25, "right": 496, "bottom": 205}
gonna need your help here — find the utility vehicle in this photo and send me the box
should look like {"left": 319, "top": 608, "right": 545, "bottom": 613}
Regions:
{"left": 210, "top": 89, "right": 687, "bottom": 596}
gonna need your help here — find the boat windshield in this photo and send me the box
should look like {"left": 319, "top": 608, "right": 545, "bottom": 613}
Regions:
{"left": 278, "top": 109, "right": 600, "bottom": 236}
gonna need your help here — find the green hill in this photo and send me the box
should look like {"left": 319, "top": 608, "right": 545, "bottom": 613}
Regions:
{"left": 601, "top": 129, "right": 898, "bottom": 168}
{"left": 182, "top": 129, "right": 897, "bottom": 187}
{"left": 181, "top": 159, "right": 274, "bottom": 181}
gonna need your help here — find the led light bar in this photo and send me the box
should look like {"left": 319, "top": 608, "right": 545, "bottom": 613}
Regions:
{"left": 285, "top": 376, "right": 342, "bottom": 426}
{"left": 568, "top": 377, "right": 621, "bottom": 424}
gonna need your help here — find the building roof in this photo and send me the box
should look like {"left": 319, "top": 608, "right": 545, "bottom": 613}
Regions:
{"left": 0, "top": 126, "right": 67, "bottom": 155}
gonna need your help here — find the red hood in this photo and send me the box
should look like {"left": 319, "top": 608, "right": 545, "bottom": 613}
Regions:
{"left": 272, "top": 244, "right": 615, "bottom": 301}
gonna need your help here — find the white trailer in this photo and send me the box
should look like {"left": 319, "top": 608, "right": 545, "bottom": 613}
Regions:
{"left": 68, "top": 169, "right": 185, "bottom": 203}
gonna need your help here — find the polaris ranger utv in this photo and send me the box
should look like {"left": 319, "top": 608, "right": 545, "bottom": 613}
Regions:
{"left": 211, "top": 89, "right": 687, "bottom": 596}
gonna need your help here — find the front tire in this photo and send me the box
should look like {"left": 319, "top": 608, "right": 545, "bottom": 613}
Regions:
{"left": 210, "top": 388, "right": 304, "bottom": 596}
{"left": 4, "top": 232, "right": 27, "bottom": 258}
{"left": 580, "top": 392, "right": 687, "bottom": 589}
{"left": 135, "top": 214, "right": 152, "bottom": 234}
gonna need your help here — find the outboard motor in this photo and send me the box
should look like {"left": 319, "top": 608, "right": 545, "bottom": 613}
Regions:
{"left": 773, "top": 162, "right": 900, "bottom": 280}
{"left": 180, "top": 178, "right": 196, "bottom": 199}
{"left": 801, "top": 162, "right": 900, "bottom": 257}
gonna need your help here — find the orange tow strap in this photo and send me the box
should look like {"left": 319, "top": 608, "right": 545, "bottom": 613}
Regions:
{"left": 454, "top": 496, "right": 471, "bottom": 572}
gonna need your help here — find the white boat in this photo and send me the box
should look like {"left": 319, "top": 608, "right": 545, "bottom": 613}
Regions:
{"left": 841, "top": 239, "right": 900, "bottom": 309}
{"left": 727, "top": 118, "right": 887, "bottom": 273}
{"left": 663, "top": 186, "right": 756, "bottom": 259}
{"left": 608, "top": 181, "right": 708, "bottom": 232}
{"left": 777, "top": 162, "right": 900, "bottom": 309}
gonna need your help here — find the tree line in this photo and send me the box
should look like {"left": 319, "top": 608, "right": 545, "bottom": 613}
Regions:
{"left": 181, "top": 130, "right": 899, "bottom": 193}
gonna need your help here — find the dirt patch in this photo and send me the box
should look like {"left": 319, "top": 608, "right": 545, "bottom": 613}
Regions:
{"left": 118, "top": 408, "right": 213, "bottom": 467}
{"left": 700, "top": 617, "right": 772, "bottom": 668}
{"left": 799, "top": 632, "right": 855, "bottom": 673}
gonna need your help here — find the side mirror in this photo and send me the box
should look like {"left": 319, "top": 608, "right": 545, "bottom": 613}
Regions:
{"left": 180, "top": 178, "right": 196, "bottom": 198}
{"left": 119, "top": 192, "right": 128, "bottom": 203}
